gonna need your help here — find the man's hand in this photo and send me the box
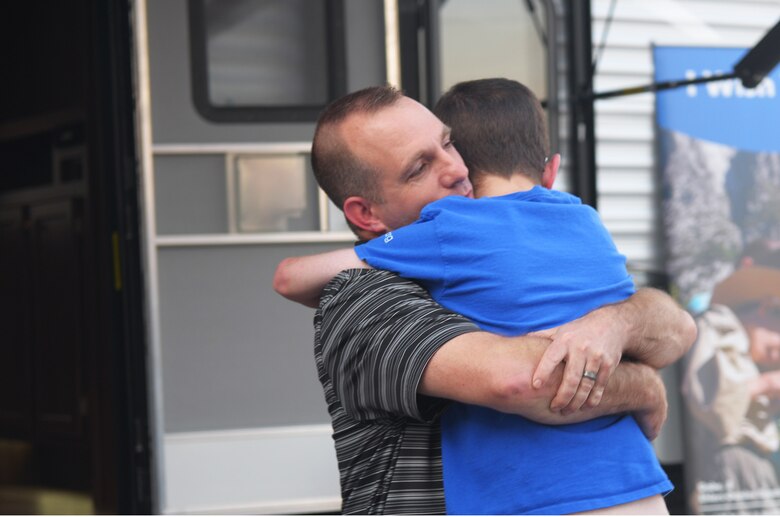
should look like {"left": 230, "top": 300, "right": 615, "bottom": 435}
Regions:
{"left": 752, "top": 370, "right": 780, "bottom": 399}
{"left": 531, "top": 309, "right": 624, "bottom": 413}
{"left": 531, "top": 287, "right": 696, "bottom": 414}
{"left": 751, "top": 370, "right": 780, "bottom": 414}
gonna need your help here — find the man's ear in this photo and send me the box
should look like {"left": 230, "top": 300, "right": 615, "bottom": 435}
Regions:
{"left": 343, "top": 196, "right": 388, "bottom": 236}
{"left": 541, "top": 153, "right": 561, "bottom": 189}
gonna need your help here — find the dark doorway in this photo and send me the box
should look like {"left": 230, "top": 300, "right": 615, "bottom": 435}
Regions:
{"left": 0, "top": 0, "right": 151, "bottom": 513}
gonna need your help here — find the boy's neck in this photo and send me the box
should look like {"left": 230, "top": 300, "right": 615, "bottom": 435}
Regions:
{"left": 474, "top": 173, "right": 541, "bottom": 198}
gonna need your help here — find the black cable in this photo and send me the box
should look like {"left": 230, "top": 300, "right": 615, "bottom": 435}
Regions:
{"left": 591, "top": 0, "right": 617, "bottom": 76}
{"left": 523, "top": 0, "right": 548, "bottom": 47}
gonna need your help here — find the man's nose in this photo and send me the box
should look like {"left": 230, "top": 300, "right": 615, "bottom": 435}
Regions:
{"left": 439, "top": 153, "right": 469, "bottom": 190}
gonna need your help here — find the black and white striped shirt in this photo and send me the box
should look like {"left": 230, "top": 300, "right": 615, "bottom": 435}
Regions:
{"left": 315, "top": 269, "right": 479, "bottom": 514}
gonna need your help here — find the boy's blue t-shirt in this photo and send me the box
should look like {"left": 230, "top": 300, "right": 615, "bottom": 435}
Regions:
{"left": 355, "top": 187, "right": 672, "bottom": 515}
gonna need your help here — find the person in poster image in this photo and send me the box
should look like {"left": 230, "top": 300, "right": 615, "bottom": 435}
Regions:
{"left": 682, "top": 240, "right": 780, "bottom": 514}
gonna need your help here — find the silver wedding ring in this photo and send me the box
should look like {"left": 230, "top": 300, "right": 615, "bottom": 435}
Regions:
{"left": 582, "top": 370, "right": 598, "bottom": 381}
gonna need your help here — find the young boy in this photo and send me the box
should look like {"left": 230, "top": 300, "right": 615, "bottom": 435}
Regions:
{"left": 275, "top": 79, "right": 672, "bottom": 514}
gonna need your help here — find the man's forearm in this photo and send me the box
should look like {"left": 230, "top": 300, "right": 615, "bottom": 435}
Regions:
{"left": 420, "top": 331, "right": 667, "bottom": 438}
{"left": 612, "top": 287, "right": 697, "bottom": 368}
{"left": 592, "top": 360, "right": 667, "bottom": 439}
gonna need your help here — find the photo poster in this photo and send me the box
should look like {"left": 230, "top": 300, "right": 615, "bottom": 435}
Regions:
{"left": 654, "top": 45, "right": 780, "bottom": 514}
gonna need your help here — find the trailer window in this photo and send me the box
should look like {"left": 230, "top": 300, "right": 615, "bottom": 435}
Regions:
{"left": 188, "top": 0, "right": 346, "bottom": 122}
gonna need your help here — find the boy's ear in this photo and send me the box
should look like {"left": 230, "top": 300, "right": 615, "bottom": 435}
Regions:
{"left": 343, "top": 196, "right": 388, "bottom": 236}
{"left": 541, "top": 153, "right": 561, "bottom": 189}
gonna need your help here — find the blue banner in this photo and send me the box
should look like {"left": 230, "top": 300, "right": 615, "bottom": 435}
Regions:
{"left": 654, "top": 46, "right": 780, "bottom": 152}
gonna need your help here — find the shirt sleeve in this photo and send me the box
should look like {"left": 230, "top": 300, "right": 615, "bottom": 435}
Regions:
{"left": 354, "top": 217, "right": 447, "bottom": 292}
{"left": 315, "top": 269, "right": 480, "bottom": 423}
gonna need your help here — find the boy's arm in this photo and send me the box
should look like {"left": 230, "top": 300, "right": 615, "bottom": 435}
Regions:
{"left": 274, "top": 248, "right": 370, "bottom": 308}
{"left": 531, "top": 287, "right": 697, "bottom": 413}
